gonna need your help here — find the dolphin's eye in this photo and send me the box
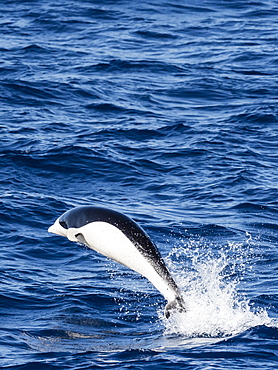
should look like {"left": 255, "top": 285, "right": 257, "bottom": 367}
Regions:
{"left": 59, "top": 220, "right": 68, "bottom": 229}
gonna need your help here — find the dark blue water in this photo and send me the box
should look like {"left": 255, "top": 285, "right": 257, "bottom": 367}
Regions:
{"left": 1, "top": 0, "right": 278, "bottom": 368}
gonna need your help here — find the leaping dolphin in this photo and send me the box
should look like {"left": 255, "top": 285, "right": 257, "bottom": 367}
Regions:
{"left": 48, "top": 206, "right": 186, "bottom": 318}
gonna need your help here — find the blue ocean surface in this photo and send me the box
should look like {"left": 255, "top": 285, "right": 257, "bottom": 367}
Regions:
{"left": 0, "top": 0, "right": 278, "bottom": 368}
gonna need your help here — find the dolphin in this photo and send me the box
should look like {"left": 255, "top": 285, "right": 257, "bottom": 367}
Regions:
{"left": 48, "top": 206, "right": 186, "bottom": 318}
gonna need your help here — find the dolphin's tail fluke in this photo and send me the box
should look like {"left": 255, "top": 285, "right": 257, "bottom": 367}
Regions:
{"left": 165, "top": 295, "right": 186, "bottom": 319}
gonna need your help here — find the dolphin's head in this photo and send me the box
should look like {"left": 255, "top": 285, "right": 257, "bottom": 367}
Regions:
{"left": 48, "top": 217, "right": 67, "bottom": 237}
{"left": 48, "top": 208, "right": 82, "bottom": 242}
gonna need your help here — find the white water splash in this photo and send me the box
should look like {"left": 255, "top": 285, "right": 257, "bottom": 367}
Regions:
{"left": 161, "top": 238, "right": 271, "bottom": 338}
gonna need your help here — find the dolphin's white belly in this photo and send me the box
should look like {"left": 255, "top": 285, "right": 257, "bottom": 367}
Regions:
{"left": 75, "top": 222, "right": 177, "bottom": 302}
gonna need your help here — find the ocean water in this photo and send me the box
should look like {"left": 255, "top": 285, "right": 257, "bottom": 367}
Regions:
{"left": 1, "top": 0, "right": 278, "bottom": 368}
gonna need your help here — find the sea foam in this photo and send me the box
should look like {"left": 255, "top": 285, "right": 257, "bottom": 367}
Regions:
{"left": 161, "top": 237, "right": 272, "bottom": 338}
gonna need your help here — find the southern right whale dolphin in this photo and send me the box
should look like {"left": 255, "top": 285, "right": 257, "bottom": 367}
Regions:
{"left": 48, "top": 206, "right": 186, "bottom": 318}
